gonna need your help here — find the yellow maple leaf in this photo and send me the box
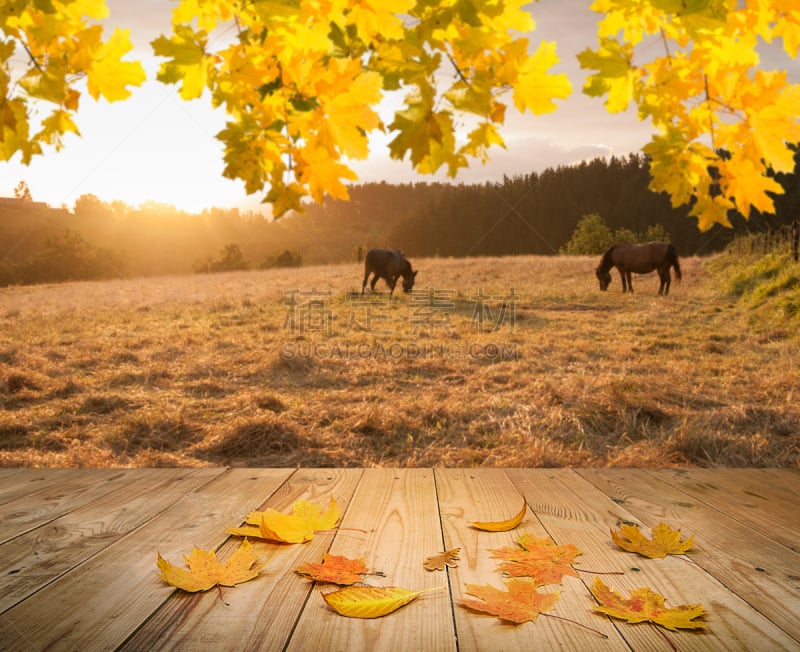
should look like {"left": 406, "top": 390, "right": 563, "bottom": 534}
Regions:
{"left": 86, "top": 28, "right": 146, "bottom": 102}
{"left": 227, "top": 496, "right": 340, "bottom": 543}
{"left": 157, "top": 539, "right": 265, "bottom": 592}
{"left": 321, "top": 67, "right": 384, "bottom": 159}
{"left": 611, "top": 521, "right": 695, "bottom": 559}
{"left": 513, "top": 41, "right": 572, "bottom": 115}
{"left": 578, "top": 38, "right": 638, "bottom": 113}
{"left": 723, "top": 157, "right": 783, "bottom": 217}
{"left": 591, "top": 578, "right": 706, "bottom": 631}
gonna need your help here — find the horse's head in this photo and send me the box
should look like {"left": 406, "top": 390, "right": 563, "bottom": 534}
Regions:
{"left": 596, "top": 267, "right": 612, "bottom": 291}
{"left": 402, "top": 270, "right": 418, "bottom": 293}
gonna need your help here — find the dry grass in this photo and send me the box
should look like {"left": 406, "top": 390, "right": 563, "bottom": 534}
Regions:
{"left": 1, "top": 255, "right": 798, "bottom": 468}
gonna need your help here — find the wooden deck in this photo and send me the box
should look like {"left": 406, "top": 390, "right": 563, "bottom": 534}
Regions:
{"left": 0, "top": 468, "right": 798, "bottom": 651}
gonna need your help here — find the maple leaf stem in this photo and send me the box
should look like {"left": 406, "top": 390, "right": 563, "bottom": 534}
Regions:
{"left": 542, "top": 613, "right": 608, "bottom": 639}
{"left": 314, "top": 527, "right": 368, "bottom": 535}
{"left": 216, "top": 585, "right": 230, "bottom": 606}
{"left": 652, "top": 622, "right": 678, "bottom": 651}
{"left": 575, "top": 568, "right": 625, "bottom": 576}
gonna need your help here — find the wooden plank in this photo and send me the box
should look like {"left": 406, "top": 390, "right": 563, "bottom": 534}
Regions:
{"left": 434, "top": 468, "right": 628, "bottom": 651}
{"left": 0, "top": 468, "right": 184, "bottom": 544}
{"left": 121, "top": 468, "right": 363, "bottom": 651}
{"left": 578, "top": 468, "right": 800, "bottom": 643}
{"left": 285, "top": 468, "right": 455, "bottom": 652}
{"left": 521, "top": 468, "right": 798, "bottom": 651}
{"left": 646, "top": 468, "right": 800, "bottom": 550}
{"left": 0, "top": 468, "right": 225, "bottom": 613}
{"left": 0, "top": 469, "right": 125, "bottom": 516}
{"left": 0, "top": 468, "right": 295, "bottom": 652}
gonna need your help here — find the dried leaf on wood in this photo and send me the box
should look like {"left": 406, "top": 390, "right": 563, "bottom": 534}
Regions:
{"left": 490, "top": 534, "right": 581, "bottom": 585}
{"left": 424, "top": 548, "right": 461, "bottom": 571}
{"left": 295, "top": 553, "right": 369, "bottom": 585}
{"left": 459, "top": 578, "right": 560, "bottom": 624}
{"left": 471, "top": 500, "right": 527, "bottom": 532}
{"left": 611, "top": 521, "right": 695, "bottom": 559}
{"left": 157, "top": 539, "right": 265, "bottom": 593}
{"left": 322, "top": 585, "right": 444, "bottom": 618}
{"left": 227, "top": 496, "right": 340, "bottom": 543}
{"left": 590, "top": 578, "right": 706, "bottom": 631}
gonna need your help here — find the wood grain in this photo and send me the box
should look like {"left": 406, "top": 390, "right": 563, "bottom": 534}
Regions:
{"left": 0, "top": 468, "right": 797, "bottom": 652}
{"left": 0, "top": 468, "right": 291, "bottom": 651}
{"left": 577, "top": 468, "right": 800, "bottom": 647}
{"left": 120, "top": 468, "right": 363, "bottom": 651}
{"left": 286, "top": 468, "right": 454, "bottom": 652}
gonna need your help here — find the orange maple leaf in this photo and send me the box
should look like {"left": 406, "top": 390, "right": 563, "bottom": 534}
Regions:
{"left": 295, "top": 553, "right": 369, "bottom": 585}
{"left": 471, "top": 500, "right": 527, "bottom": 532}
{"left": 590, "top": 578, "right": 706, "bottom": 631}
{"left": 490, "top": 534, "right": 581, "bottom": 585}
{"left": 227, "top": 496, "right": 340, "bottom": 544}
{"left": 424, "top": 548, "right": 461, "bottom": 571}
{"left": 156, "top": 539, "right": 265, "bottom": 592}
{"left": 611, "top": 521, "right": 694, "bottom": 559}
{"left": 459, "top": 578, "right": 560, "bottom": 624}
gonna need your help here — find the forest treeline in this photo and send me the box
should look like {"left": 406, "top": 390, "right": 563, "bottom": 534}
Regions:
{"left": 2, "top": 153, "right": 798, "bottom": 286}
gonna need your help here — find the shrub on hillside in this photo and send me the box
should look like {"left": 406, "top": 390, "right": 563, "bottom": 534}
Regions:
{"left": 259, "top": 249, "right": 303, "bottom": 269}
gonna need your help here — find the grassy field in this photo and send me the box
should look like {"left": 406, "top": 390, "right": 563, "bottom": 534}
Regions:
{"left": 1, "top": 254, "right": 798, "bottom": 468}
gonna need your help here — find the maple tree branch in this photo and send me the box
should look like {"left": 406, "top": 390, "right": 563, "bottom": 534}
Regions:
{"left": 704, "top": 74, "right": 717, "bottom": 152}
{"left": 446, "top": 52, "right": 470, "bottom": 86}
{"left": 660, "top": 27, "right": 673, "bottom": 64}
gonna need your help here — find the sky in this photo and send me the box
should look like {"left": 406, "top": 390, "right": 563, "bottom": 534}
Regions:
{"left": 0, "top": 2, "right": 796, "bottom": 216}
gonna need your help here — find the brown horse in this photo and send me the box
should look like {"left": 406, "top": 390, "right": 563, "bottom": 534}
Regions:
{"left": 595, "top": 242, "right": 682, "bottom": 295}
{"left": 361, "top": 248, "right": 417, "bottom": 295}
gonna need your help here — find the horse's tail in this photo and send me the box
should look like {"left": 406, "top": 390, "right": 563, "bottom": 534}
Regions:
{"left": 668, "top": 244, "right": 682, "bottom": 283}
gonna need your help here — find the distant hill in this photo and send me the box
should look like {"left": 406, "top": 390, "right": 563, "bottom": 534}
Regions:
{"left": 2, "top": 152, "right": 798, "bottom": 286}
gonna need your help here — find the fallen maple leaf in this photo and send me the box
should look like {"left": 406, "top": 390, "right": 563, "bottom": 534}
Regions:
{"left": 322, "top": 585, "right": 444, "bottom": 618}
{"left": 227, "top": 496, "right": 340, "bottom": 543}
{"left": 491, "top": 534, "right": 581, "bottom": 585}
{"left": 459, "top": 578, "right": 560, "bottom": 624}
{"left": 611, "top": 521, "right": 695, "bottom": 559}
{"left": 471, "top": 500, "right": 527, "bottom": 532}
{"left": 295, "top": 553, "right": 369, "bottom": 585}
{"left": 424, "top": 548, "right": 461, "bottom": 571}
{"left": 590, "top": 578, "right": 706, "bottom": 631}
{"left": 157, "top": 539, "right": 265, "bottom": 593}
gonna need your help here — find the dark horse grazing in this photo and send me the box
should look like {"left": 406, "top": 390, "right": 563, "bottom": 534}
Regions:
{"left": 361, "top": 249, "right": 417, "bottom": 295}
{"left": 596, "top": 242, "right": 682, "bottom": 295}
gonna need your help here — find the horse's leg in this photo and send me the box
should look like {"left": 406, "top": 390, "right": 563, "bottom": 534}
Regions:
{"left": 627, "top": 271, "right": 634, "bottom": 293}
{"left": 362, "top": 269, "right": 371, "bottom": 294}
{"left": 388, "top": 275, "right": 398, "bottom": 295}
{"left": 618, "top": 267, "right": 627, "bottom": 292}
{"left": 370, "top": 274, "right": 380, "bottom": 292}
{"left": 663, "top": 269, "right": 671, "bottom": 296}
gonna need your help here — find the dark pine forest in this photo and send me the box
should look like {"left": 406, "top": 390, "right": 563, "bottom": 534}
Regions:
{"left": 2, "top": 153, "right": 799, "bottom": 286}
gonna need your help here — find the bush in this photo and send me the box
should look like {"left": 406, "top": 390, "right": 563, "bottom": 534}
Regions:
{"left": 193, "top": 243, "right": 250, "bottom": 273}
{"left": 259, "top": 249, "right": 303, "bottom": 269}
{"left": 16, "top": 229, "right": 125, "bottom": 284}
{"left": 560, "top": 214, "right": 614, "bottom": 255}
